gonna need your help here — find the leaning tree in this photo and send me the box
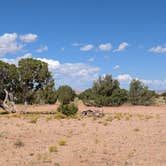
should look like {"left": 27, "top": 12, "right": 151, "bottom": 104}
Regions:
{"left": 0, "top": 58, "right": 55, "bottom": 113}
{"left": 0, "top": 61, "right": 19, "bottom": 113}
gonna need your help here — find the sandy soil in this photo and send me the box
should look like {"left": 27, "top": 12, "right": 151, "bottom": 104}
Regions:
{"left": 0, "top": 104, "right": 166, "bottom": 166}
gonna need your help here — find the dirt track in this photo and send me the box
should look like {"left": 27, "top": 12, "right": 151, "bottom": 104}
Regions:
{"left": 0, "top": 105, "right": 166, "bottom": 166}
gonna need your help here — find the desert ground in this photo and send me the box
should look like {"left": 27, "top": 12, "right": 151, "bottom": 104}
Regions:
{"left": 0, "top": 104, "right": 166, "bottom": 166}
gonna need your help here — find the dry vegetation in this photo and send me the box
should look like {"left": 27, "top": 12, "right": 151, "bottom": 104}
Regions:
{"left": 0, "top": 104, "right": 166, "bottom": 166}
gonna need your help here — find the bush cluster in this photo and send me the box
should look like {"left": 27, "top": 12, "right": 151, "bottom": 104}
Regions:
{"left": 79, "top": 75, "right": 128, "bottom": 106}
{"left": 79, "top": 75, "right": 156, "bottom": 106}
{"left": 57, "top": 103, "right": 78, "bottom": 116}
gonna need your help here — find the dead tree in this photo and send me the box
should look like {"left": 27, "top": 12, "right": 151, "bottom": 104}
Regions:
{"left": 0, "top": 89, "right": 17, "bottom": 113}
{"left": 81, "top": 108, "right": 104, "bottom": 118}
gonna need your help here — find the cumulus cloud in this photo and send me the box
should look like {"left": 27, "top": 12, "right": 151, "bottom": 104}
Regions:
{"left": 19, "top": 33, "right": 38, "bottom": 43}
{"left": 99, "top": 43, "right": 112, "bottom": 51}
{"left": 116, "top": 74, "right": 132, "bottom": 82}
{"left": 0, "top": 33, "right": 22, "bottom": 56}
{"left": 35, "top": 58, "right": 100, "bottom": 89}
{"left": 114, "top": 42, "right": 129, "bottom": 52}
{"left": 36, "top": 45, "right": 48, "bottom": 53}
{"left": 116, "top": 73, "right": 166, "bottom": 89}
{"left": 37, "top": 58, "right": 99, "bottom": 80}
{"left": 149, "top": 45, "right": 166, "bottom": 53}
{"left": 141, "top": 79, "right": 166, "bottom": 85}
{"left": 0, "top": 33, "right": 39, "bottom": 56}
{"left": 37, "top": 58, "right": 60, "bottom": 69}
{"left": 80, "top": 44, "right": 94, "bottom": 51}
{"left": 113, "top": 65, "right": 120, "bottom": 70}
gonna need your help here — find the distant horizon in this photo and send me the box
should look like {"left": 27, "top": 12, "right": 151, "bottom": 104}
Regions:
{"left": 0, "top": 0, "right": 166, "bottom": 90}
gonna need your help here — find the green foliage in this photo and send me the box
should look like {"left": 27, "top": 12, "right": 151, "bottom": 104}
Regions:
{"left": 92, "top": 75, "right": 120, "bottom": 96}
{"left": 33, "top": 80, "right": 57, "bottom": 104}
{"left": 129, "top": 79, "right": 156, "bottom": 105}
{"left": 18, "top": 58, "right": 53, "bottom": 104}
{"left": 79, "top": 75, "right": 128, "bottom": 106}
{"left": 161, "top": 92, "right": 166, "bottom": 97}
{"left": 0, "top": 58, "right": 56, "bottom": 105}
{"left": 0, "top": 61, "right": 19, "bottom": 101}
{"left": 57, "top": 85, "right": 75, "bottom": 104}
{"left": 57, "top": 103, "right": 78, "bottom": 116}
{"left": 110, "top": 89, "right": 128, "bottom": 106}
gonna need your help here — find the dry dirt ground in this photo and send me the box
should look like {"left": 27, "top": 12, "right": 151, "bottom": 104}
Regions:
{"left": 0, "top": 104, "right": 166, "bottom": 166}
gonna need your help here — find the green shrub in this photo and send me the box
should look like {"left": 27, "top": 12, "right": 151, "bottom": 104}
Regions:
{"left": 79, "top": 75, "right": 128, "bottom": 107}
{"left": 48, "top": 146, "right": 58, "bottom": 153}
{"left": 57, "top": 103, "right": 78, "bottom": 116}
{"left": 129, "top": 79, "right": 156, "bottom": 105}
{"left": 110, "top": 89, "right": 128, "bottom": 106}
{"left": 57, "top": 85, "right": 75, "bottom": 104}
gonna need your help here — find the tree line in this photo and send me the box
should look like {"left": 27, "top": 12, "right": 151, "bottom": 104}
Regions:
{"left": 0, "top": 58, "right": 162, "bottom": 112}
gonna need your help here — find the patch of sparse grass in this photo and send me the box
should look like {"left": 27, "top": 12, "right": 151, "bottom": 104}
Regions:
{"left": 0, "top": 113, "right": 22, "bottom": 119}
{"left": 66, "top": 129, "right": 73, "bottom": 138}
{"left": 0, "top": 131, "right": 6, "bottom": 138}
{"left": 46, "top": 115, "right": 54, "bottom": 121}
{"left": 136, "top": 114, "right": 144, "bottom": 120}
{"left": 105, "top": 116, "right": 114, "bottom": 122}
{"left": 48, "top": 145, "right": 58, "bottom": 153}
{"left": 98, "top": 120, "right": 108, "bottom": 126}
{"left": 14, "top": 139, "right": 24, "bottom": 148}
{"left": 46, "top": 113, "right": 67, "bottom": 121}
{"left": 128, "top": 149, "right": 136, "bottom": 158}
{"left": 58, "top": 139, "right": 67, "bottom": 146}
{"left": 125, "top": 116, "right": 130, "bottom": 121}
{"left": 54, "top": 112, "right": 67, "bottom": 119}
{"left": 133, "top": 128, "right": 140, "bottom": 132}
{"left": 29, "top": 116, "right": 39, "bottom": 124}
{"left": 70, "top": 113, "right": 81, "bottom": 120}
{"left": 103, "top": 121, "right": 108, "bottom": 126}
{"left": 37, "top": 153, "right": 52, "bottom": 163}
{"left": 114, "top": 112, "right": 124, "bottom": 120}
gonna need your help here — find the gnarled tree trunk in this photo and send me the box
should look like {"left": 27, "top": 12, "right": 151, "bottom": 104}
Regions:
{"left": 0, "top": 89, "right": 17, "bottom": 113}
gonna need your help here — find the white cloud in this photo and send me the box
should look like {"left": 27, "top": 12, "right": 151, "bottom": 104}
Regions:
{"left": 19, "top": 33, "right": 38, "bottom": 43}
{"left": 99, "top": 43, "right": 112, "bottom": 51}
{"left": 116, "top": 73, "right": 166, "bottom": 89}
{"left": 149, "top": 45, "right": 166, "bottom": 53}
{"left": 141, "top": 79, "right": 166, "bottom": 85}
{"left": 36, "top": 45, "right": 48, "bottom": 53}
{"left": 33, "top": 57, "right": 100, "bottom": 89}
{"left": 114, "top": 42, "right": 129, "bottom": 52}
{"left": 80, "top": 44, "right": 94, "bottom": 51}
{"left": 37, "top": 58, "right": 60, "bottom": 69}
{"left": 113, "top": 65, "right": 120, "bottom": 70}
{"left": 0, "top": 33, "right": 22, "bottom": 56}
{"left": 116, "top": 74, "right": 132, "bottom": 82}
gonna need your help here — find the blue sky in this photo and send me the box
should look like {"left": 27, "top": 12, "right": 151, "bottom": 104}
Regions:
{"left": 0, "top": 0, "right": 166, "bottom": 90}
